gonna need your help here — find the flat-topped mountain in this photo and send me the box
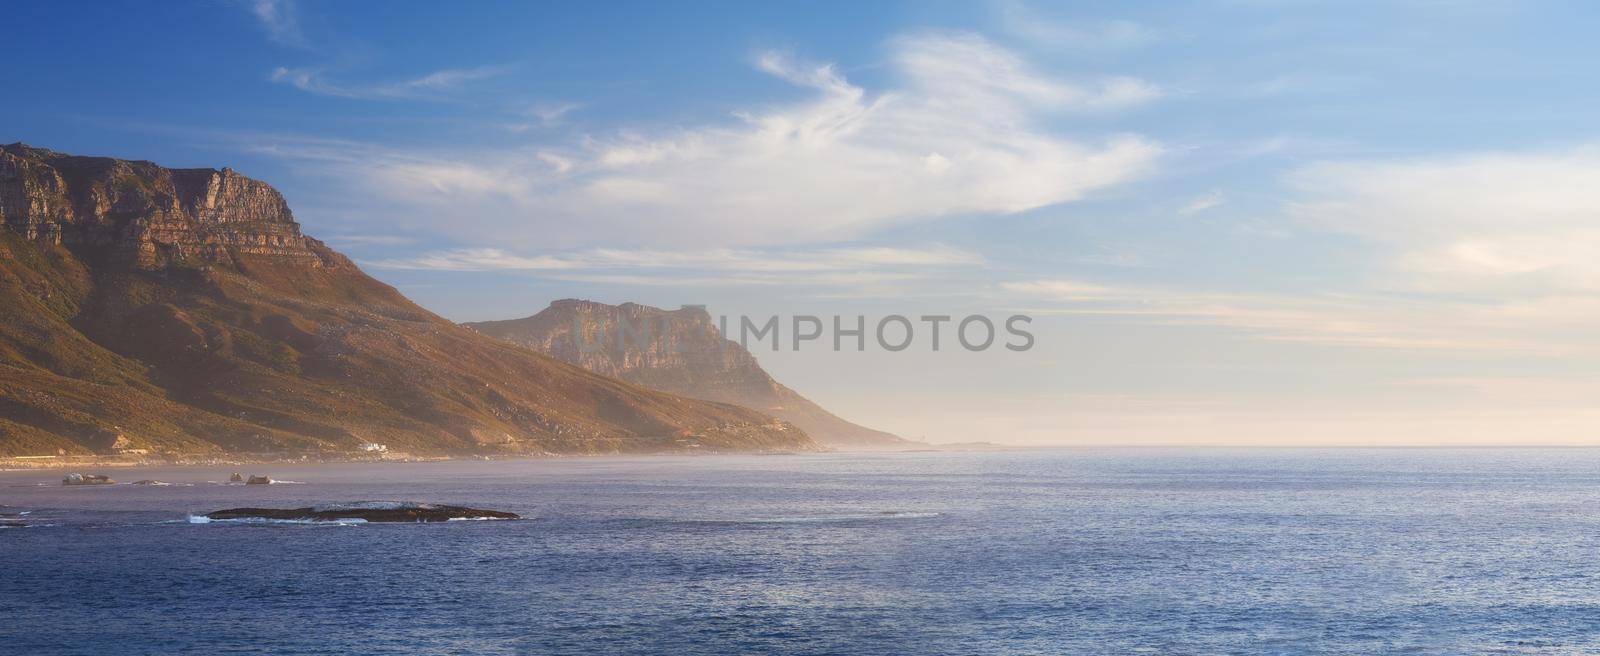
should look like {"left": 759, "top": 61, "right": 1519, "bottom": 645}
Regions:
{"left": 0, "top": 144, "right": 815, "bottom": 457}
{"left": 1, "top": 144, "right": 338, "bottom": 269}
{"left": 466, "top": 300, "right": 907, "bottom": 447}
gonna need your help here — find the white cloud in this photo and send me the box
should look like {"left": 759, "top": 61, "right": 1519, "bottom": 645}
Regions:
{"left": 250, "top": 0, "right": 307, "bottom": 49}
{"left": 371, "top": 249, "right": 570, "bottom": 271}
{"left": 1070, "top": 245, "right": 1148, "bottom": 267}
{"left": 368, "top": 244, "right": 984, "bottom": 274}
{"left": 503, "top": 102, "right": 585, "bottom": 133}
{"left": 322, "top": 234, "right": 421, "bottom": 247}
{"left": 1178, "top": 189, "right": 1225, "bottom": 215}
{"left": 261, "top": 32, "right": 1161, "bottom": 248}
{"left": 888, "top": 32, "right": 1161, "bottom": 111}
{"left": 269, "top": 66, "right": 504, "bottom": 100}
{"left": 992, "top": 1, "right": 1158, "bottom": 51}
{"left": 400, "top": 68, "right": 499, "bottom": 92}
{"left": 1003, "top": 279, "right": 1600, "bottom": 354}
{"left": 998, "top": 146, "right": 1600, "bottom": 359}
{"left": 1289, "top": 147, "right": 1600, "bottom": 294}
{"left": 545, "top": 271, "right": 926, "bottom": 288}
{"left": 365, "top": 244, "right": 984, "bottom": 294}
{"left": 1000, "top": 279, "right": 1115, "bottom": 300}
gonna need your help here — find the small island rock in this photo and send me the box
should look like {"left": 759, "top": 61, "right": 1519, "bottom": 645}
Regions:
{"left": 204, "top": 502, "right": 519, "bottom": 523}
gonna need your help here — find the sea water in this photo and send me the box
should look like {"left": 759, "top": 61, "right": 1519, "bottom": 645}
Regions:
{"left": 4, "top": 449, "right": 1600, "bottom": 655}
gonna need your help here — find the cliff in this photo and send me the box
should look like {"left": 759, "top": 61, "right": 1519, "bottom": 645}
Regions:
{"left": 1, "top": 144, "right": 342, "bottom": 269}
{"left": 466, "top": 300, "right": 908, "bottom": 447}
{"left": 0, "top": 144, "right": 817, "bottom": 457}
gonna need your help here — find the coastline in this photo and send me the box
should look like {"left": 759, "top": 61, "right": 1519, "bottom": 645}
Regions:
{"left": 0, "top": 441, "right": 1020, "bottom": 471}
{"left": 0, "top": 448, "right": 830, "bottom": 472}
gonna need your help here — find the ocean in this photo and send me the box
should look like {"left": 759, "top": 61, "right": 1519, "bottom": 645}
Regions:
{"left": 4, "top": 449, "right": 1600, "bottom": 655}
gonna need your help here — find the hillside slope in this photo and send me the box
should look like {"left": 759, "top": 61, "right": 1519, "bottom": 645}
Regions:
{"left": 467, "top": 300, "right": 907, "bottom": 447}
{"left": 0, "top": 144, "right": 815, "bottom": 457}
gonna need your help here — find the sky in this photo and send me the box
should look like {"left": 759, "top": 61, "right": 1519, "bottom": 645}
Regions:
{"left": 6, "top": 0, "right": 1600, "bottom": 446}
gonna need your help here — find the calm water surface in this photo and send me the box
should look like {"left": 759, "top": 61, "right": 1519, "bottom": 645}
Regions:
{"left": 5, "top": 449, "right": 1600, "bottom": 655}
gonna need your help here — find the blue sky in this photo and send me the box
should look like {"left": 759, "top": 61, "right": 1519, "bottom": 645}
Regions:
{"left": 8, "top": 1, "right": 1600, "bottom": 445}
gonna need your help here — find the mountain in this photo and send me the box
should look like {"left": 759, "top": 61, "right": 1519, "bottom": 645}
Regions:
{"left": 0, "top": 144, "right": 815, "bottom": 457}
{"left": 465, "top": 300, "right": 908, "bottom": 447}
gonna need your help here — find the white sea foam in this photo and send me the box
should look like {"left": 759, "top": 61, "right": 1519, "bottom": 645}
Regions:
{"left": 733, "top": 511, "right": 941, "bottom": 524}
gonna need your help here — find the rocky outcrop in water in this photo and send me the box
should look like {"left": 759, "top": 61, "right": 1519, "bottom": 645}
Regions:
{"left": 61, "top": 473, "right": 115, "bottom": 485}
{"left": 205, "top": 502, "right": 519, "bottom": 523}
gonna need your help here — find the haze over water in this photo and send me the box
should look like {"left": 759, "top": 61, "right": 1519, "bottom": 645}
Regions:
{"left": 6, "top": 450, "right": 1600, "bottom": 655}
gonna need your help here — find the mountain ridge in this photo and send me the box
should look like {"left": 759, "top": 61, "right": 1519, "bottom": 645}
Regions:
{"left": 466, "top": 299, "right": 908, "bottom": 447}
{"left": 0, "top": 143, "right": 817, "bottom": 457}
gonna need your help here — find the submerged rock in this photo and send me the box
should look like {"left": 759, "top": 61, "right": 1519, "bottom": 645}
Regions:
{"left": 229, "top": 473, "right": 244, "bottom": 483}
{"left": 244, "top": 475, "right": 273, "bottom": 485}
{"left": 132, "top": 480, "right": 169, "bottom": 486}
{"left": 62, "top": 473, "right": 115, "bottom": 486}
{"left": 204, "top": 502, "right": 519, "bottom": 523}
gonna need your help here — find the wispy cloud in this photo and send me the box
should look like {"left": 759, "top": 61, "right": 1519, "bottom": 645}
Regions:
{"left": 995, "top": 145, "right": 1600, "bottom": 367}
{"left": 502, "top": 102, "right": 585, "bottom": 132}
{"left": 888, "top": 33, "right": 1162, "bottom": 110}
{"left": 322, "top": 234, "right": 420, "bottom": 247}
{"left": 544, "top": 271, "right": 928, "bottom": 288}
{"left": 1289, "top": 146, "right": 1600, "bottom": 295}
{"left": 1178, "top": 189, "right": 1225, "bottom": 215}
{"left": 256, "top": 32, "right": 1161, "bottom": 248}
{"left": 1003, "top": 279, "right": 1600, "bottom": 354}
{"left": 250, "top": 0, "right": 308, "bottom": 49}
{"left": 269, "top": 65, "right": 505, "bottom": 100}
{"left": 363, "top": 244, "right": 984, "bottom": 295}
{"left": 992, "top": 1, "right": 1158, "bottom": 51}
{"left": 369, "top": 244, "right": 984, "bottom": 274}
{"left": 244, "top": 0, "right": 502, "bottom": 100}
{"left": 1070, "top": 245, "right": 1149, "bottom": 267}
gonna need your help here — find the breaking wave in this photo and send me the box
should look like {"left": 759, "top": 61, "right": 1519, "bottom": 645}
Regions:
{"left": 687, "top": 511, "right": 942, "bottom": 524}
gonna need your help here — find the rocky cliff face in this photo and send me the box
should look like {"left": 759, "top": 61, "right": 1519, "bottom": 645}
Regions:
{"left": 0, "top": 144, "right": 342, "bottom": 269}
{"left": 0, "top": 144, "right": 816, "bottom": 457}
{"left": 467, "top": 300, "right": 907, "bottom": 447}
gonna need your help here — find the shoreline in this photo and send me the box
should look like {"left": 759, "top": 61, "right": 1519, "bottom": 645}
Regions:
{"left": 0, "top": 442, "right": 1017, "bottom": 472}
{"left": 0, "top": 448, "right": 879, "bottom": 472}
{"left": 12, "top": 443, "right": 1591, "bottom": 471}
